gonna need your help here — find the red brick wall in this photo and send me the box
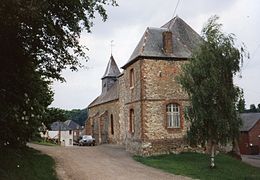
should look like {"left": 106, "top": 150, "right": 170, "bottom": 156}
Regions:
{"left": 239, "top": 132, "right": 249, "bottom": 154}
{"left": 248, "top": 120, "right": 260, "bottom": 150}
{"left": 239, "top": 120, "right": 260, "bottom": 155}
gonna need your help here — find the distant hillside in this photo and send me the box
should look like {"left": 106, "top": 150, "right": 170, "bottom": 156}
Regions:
{"left": 64, "top": 109, "right": 88, "bottom": 126}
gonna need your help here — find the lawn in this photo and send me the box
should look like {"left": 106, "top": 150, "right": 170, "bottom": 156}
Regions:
{"left": 134, "top": 152, "right": 260, "bottom": 180}
{"left": 31, "top": 140, "right": 58, "bottom": 146}
{"left": 0, "top": 146, "right": 57, "bottom": 180}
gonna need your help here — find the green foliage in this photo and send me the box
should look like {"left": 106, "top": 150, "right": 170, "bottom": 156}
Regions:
{"left": 42, "top": 108, "right": 88, "bottom": 128}
{"left": 1, "top": 0, "right": 118, "bottom": 80}
{"left": 64, "top": 109, "right": 88, "bottom": 126}
{"left": 178, "top": 15, "right": 248, "bottom": 146}
{"left": 237, "top": 91, "right": 246, "bottom": 113}
{"left": 43, "top": 107, "right": 67, "bottom": 128}
{"left": 249, "top": 104, "right": 257, "bottom": 112}
{"left": 134, "top": 153, "right": 260, "bottom": 180}
{"left": 0, "top": 0, "right": 116, "bottom": 147}
{"left": 0, "top": 147, "right": 57, "bottom": 180}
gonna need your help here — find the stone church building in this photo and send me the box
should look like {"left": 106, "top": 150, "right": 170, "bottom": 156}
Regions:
{"left": 85, "top": 16, "right": 201, "bottom": 155}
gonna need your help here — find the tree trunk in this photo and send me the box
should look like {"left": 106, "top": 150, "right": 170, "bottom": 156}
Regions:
{"left": 232, "top": 138, "right": 242, "bottom": 160}
{"left": 210, "top": 142, "right": 216, "bottom": 168}
{"left": 232, "top": 138, "right": 240, "bottom": 154}
{"left": 207, "top": 139, "right": 216, "bottom": 168}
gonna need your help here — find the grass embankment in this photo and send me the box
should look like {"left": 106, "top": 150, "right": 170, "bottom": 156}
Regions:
{"left": 134, "top": 152, "right": 260, "bottom": 180}
{"left": 31, "top": 140, "right": 57, "bottom": 146}
{"left": 0, "top": 146, "right": 57, "bottom": 180}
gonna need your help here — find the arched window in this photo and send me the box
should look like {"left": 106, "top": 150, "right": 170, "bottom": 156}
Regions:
{"left": 166, "top": 104, "right": 180, "bottom": 128}
{"left": 110, "top": 114, "right": 114, "bottom": 135}
{"left": 129, "top": 109, "right": 135, "bottom": 133}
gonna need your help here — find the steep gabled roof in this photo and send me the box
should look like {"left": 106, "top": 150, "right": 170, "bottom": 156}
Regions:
{"left": 122, "top": 16, "right": 202, "bottom": 69}
{"left": 240, "top": 113, "right": 260, "bottom": 131}
{"left": 50, "top": 121, "right": 71, "bottom": 131}
{"left": 102, "top": 55, "right": 121, "bottom": 79}
{"left": 88, "top": 81, "right": 119, "bottom": 108}
{"left": 64, "top": 120, "right": 82, "bottom": 130}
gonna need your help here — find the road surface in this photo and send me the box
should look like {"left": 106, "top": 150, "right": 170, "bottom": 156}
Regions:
{"left": 29, "top": 143, "right": 191, "bottom": 180}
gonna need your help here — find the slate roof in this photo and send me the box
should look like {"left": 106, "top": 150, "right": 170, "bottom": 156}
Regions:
{"left": 50, "top": 121, "right": 71, "bottom": 131}
{"left": 122, "top": 16, "right": 202, "bottom": 69}
{"left": 102, "top": 55, "right": 121, "bottom": 79}
{"left": 88, "top": 81, "right": 119, "bottom": 108}
{"left": 240, "top": 113, "right": 260, "bottom": 131}
{"left": 64, "top": 120, "right": 82, "bottom": 130}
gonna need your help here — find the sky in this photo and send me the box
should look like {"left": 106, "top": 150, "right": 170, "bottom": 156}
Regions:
{"left": 50, "top": 0, "right": 260, "bottom": 110}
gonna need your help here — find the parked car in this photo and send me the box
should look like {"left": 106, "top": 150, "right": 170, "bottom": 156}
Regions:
{"left": 79, "top": 135, "right": 95, "bottom": 146}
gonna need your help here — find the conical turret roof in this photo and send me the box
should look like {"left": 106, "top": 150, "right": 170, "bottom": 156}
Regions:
{"left": 102, "top": 55, "right": 120, "bottom": 79}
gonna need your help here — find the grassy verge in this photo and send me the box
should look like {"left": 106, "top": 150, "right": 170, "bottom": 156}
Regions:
{"left": 31, "top": 140, "right": 57, "bottom": 146}
{"left": 134, "top": 152, "right": 260, "bottom": 180}
{"left": 0, "top": 146, "right": 57, "bottom": 180}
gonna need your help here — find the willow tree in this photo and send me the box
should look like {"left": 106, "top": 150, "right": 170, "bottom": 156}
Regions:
{"left": 178, "top": 16, "right": 248, "bottom": 168}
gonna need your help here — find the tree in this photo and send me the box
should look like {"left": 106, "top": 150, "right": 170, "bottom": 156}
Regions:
{"left": 178, "top": 16, "right": 248, "bottom": 168}
{"left": 0, "top": 0, "right": 117, "bottom": 147}
{"left": 237, "top": 92, "right": 246, "bottom": 113}
{"left": 249, "top": 104, "right": 257, "bottom": 112}
{"left": 258, "top": 104, "right": 260, "bottom": 112}
{"left": 65, "top": 109, "right": 88, "bottom": 126}
{"left": 43, "top": 108, "right": 67, "bottom": 129}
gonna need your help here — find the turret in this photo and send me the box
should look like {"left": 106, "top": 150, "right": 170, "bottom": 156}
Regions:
{"left": 101, "top": 55, "right": 120, "bottom": 93}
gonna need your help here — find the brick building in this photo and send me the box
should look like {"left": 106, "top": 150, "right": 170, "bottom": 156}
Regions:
{"left": 239, "top": 113, "right": 260, "bottom": 155}
{"left": 85, "top": 16, "right": 202, "bottom": 155}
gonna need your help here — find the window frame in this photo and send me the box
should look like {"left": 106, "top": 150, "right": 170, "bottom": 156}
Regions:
{"left": 110, "top": 114, "right": 114, "bottom": 135}
{"left": 166, "top": 103, "right": 180, "bottom": 128}
{"left": 129, "top": 68, "right": 134, "bottom": 88}
{"left": 129, "top": 109, "right": 135, "bottom": 133}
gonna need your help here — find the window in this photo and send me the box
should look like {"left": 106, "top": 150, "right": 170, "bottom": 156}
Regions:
{"left": 69, "top": 130, "right": 72, "bottom": 135}
{"left": 130, "top": 68, "right": 134, "bottom": 88}
{"left": 166, "top": 104, "right": 180, "bottom": 128}
{"left": 111, "top": 114, "right": 114, "bottom": 135}
{"left": 129, "top": 109, "right": 135, "bottom": 133}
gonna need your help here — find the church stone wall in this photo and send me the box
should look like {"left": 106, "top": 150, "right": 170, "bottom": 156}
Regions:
{"left": 138, "top": 58, "right": 190, "bottom": 155}
{"left": 86, "top": 100, "right": 121, "bottom": 144}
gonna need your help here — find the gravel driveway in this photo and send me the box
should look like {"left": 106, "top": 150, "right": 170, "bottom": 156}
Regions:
{"left": 29, "top": 143, "right": 191, "bottom": 180}
{"left": 242, "top": 155, "right": 260, "bottom": 168}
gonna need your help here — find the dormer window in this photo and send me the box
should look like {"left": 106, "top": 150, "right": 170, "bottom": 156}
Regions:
{"left": 130, "top": 68, "right": 134, "bottom": 88}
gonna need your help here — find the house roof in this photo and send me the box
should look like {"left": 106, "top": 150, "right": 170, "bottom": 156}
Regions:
{"left": 122, "top": 16, "right": 202, "bottom": 69}
{"left": 88, "top": 81, "right": 119, "bottom": 108}
{"left": 64, "top": 120, "right": 82, "bottom": 130}
{"left": 102, "top": 55, "right": 121, "bottom": 79}
{"left": 240, "top": 113, "right": 260, "bottom": 131}
{"left": 50, "top": 121, "right": 71, "bottom": 131}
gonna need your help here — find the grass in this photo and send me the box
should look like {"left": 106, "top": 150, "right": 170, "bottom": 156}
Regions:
{"left": 134, "top": 152, "right": 260, "bottom": 180}
{"left": 0, "top": 146, "right": 58, "bottom": 180}
{"left": 31, "top": 140, "right": 58, "bottom": 146}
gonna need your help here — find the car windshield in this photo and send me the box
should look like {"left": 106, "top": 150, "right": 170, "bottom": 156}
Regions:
{"left": 82, "top": 135, "right": 92, "bottom": 140}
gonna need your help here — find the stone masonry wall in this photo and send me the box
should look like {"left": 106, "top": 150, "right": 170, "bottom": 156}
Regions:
{"left": 140, "top": 58, "right": 190, "bottom": 155}
{"left": 121, "top": 60, "right": 143, "bottom": 153}
{"left": 87, "top": 100, "right": 121, "bottom": 144}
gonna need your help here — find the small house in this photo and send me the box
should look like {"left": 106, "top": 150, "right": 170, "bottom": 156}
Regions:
{"left": 48, "top": 121, "right": 73, "bottom": 146}
{"left": 239, "top": 113, "right": 260, "bottom": 155}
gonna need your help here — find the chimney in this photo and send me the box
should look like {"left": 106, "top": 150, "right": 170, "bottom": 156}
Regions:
{"left": 162, "top": 31, "right": 173, "bottom": 54}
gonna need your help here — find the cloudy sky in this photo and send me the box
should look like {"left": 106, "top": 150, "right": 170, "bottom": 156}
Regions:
{"left": 51, "top": 0, "right": 260, "bottom": 110}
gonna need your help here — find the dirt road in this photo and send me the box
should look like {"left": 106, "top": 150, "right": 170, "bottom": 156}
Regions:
{"left": 29, "top": 143, "right": 191, "bottom": 180}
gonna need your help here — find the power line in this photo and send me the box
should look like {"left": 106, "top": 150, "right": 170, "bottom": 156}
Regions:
{"left": 172, "top": 0, "right": 181, "bottom": 18}
{"left": 168, "top": 0, "right": 182, "bottom": 29}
